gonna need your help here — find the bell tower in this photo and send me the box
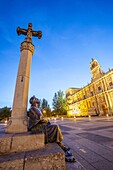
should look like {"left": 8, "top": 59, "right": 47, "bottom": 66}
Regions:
{"left": 90, "top": 58, "right": 103, "bottom": 82}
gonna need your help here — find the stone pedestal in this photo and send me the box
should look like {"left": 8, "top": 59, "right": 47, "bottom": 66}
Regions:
{"left": 0, "top": 125, "right": 66, "bottom": 170}
{"left": 0, "top": 132, "right": 44, "bottom": 154}
{"left": 0, "top": 143, "right": 66, "bottom": 170}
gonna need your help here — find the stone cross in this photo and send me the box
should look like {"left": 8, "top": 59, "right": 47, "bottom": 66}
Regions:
{"left": 6, "top": 23, "right": 42, "bottom": 133}
{"left": 17, "top": 23, "right": 42, "bottom": 43}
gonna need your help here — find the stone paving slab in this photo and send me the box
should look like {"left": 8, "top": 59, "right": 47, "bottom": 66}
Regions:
{"left": 92, "top": 159, "right": 113, "bottom": 170}
{"left": 65, "top": 138, "right": 103, "bottom": 163}
{"left": 77, "top": 132, "right": 113, "bottom": 143}
{"left": 83, "top": 125, "right": 113, "bottom": 131}
{"left": 71, "top": 154, "right": 96, "bottom": 170}
{"left": 66, "top": 161, "right": 85, "bottom": 170}
{"left": 63, "top": 135, "right": 113, "bottom": 169}
{"left": 76, "top": 138, "right": 113, "bottom": 158}
{"left": 57, "top": 116, "right": 113, "bottom": 170}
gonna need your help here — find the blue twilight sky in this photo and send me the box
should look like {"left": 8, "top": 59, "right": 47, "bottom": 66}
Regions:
{"left": 0, "top": 0, "right": 113, "bottom": 108}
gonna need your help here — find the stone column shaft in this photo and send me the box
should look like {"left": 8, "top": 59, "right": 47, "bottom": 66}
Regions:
{"left": 6, "top": 41, "right": 34, "bottom": 133}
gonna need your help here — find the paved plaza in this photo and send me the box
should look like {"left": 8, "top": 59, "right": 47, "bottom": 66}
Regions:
{"left": 0, "top": 116, "right": 113, "bottom": 170}
{"left": 54, "top": 116, "right": 113, "bottom": 170}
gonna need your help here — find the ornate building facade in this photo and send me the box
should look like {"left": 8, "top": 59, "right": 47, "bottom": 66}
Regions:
{"left": 66, "top": 59, "right": 113, "bottom": 117}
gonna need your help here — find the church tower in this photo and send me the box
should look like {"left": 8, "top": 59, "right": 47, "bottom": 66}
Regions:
{"left": 90, "top": 58, "right": 104, "bottom": 82}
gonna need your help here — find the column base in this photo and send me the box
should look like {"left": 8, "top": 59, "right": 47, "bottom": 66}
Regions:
{"left": 6, "top": 117, "right": 28, "bottom": 133}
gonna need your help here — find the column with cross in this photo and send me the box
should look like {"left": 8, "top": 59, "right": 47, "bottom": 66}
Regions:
{"left": 6, "top": 23, "right": 42, "bottom": 133}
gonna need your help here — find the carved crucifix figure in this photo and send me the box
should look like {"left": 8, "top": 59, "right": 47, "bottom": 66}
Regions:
{"left": 17, "top": 23, "right": 42, "bottom": 43}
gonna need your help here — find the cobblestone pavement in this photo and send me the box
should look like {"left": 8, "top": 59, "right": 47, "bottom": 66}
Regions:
{"left": 52, "top": 116, "right": 113, "bottom": 170}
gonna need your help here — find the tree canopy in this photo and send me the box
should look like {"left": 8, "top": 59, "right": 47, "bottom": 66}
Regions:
{"left": 52, "top": 90, "right": 67, "bottom": 115}
{"left": 0, "top": 107, "right": 11, "bottom": 121}
{"left": 40, "top": 98, "right": 51, "bottom": 117}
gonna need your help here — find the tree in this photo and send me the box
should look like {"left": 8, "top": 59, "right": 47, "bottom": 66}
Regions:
{"left": 40, "top": 98, "right": 51, "bottom": 117}
{"left": 41, "top": 98, "right": 48, "bottom": 110}
{"left": 0, "top": 107, "right": 11, "bottom": 121}
{"left": 45, "top": 105, "right": 51, "bottom": 117}
{"left": 52, "top": 90, "right": 67, "bottom": 115}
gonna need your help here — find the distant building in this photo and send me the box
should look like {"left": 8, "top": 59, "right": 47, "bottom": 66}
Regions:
{"left": 66, "top": 59, "right": 113, "bottom": 117}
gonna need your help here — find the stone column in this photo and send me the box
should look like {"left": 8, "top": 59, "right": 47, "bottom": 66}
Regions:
{"left": 6, "top": 41, "right": 34, "bottom": 133}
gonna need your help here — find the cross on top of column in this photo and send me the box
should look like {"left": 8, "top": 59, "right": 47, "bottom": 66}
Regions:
{"left": 17, "top": 23, "right": 42, "bottom": 43}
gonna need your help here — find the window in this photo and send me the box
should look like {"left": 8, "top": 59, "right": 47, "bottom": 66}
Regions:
{"left": 83, "top": 95, "right": 86, "bottom": 99}
{"left": 90, "top": 91, "right": 94, "bottom": 96}
{"left": 109, "top": 82, "right": 113, "bottom": 86}
{"left": 98, "top": 86, "right": 102, "bottom": 91}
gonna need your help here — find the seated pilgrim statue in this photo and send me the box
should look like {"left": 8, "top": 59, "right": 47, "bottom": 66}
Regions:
{"left": 27, "top": 96, "right": 75, "bottom": 162}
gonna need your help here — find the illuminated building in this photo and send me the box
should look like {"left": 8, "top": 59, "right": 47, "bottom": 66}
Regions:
{"left": 66, "top": 59, "right": 113, "bottom": 117}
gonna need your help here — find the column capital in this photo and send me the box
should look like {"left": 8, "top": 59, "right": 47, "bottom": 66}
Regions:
{"left": 20, "top": 41, "right": 34, "bottom": 54}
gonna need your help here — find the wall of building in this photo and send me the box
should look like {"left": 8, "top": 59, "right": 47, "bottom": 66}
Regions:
{"left": 66, "top": 60, "right": 113, "bottom": 117}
